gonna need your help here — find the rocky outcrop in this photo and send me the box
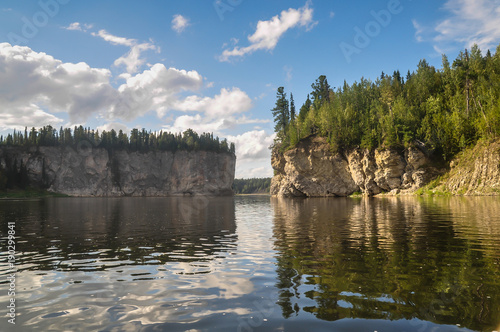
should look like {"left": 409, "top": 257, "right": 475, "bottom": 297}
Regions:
{"left": 271, "top": 137, "right": 358, "bottom": 197}
{"left": 271, "top": 136, "right": 442, "bottom": 197}
{"left": 437, "top": 139, "right": 500, "bottom": 195}
{"left": 0, "top": 146, "right": 235, "bottom": 196}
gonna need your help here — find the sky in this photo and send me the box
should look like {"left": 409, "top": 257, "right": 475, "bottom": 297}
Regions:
{"left": 1, "top": 0, "right": 500, "bottom": 178}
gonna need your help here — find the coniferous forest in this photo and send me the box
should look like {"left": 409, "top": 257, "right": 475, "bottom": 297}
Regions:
{"left": 232, "top": 178, "right": 271, "bottom": 194}
{"left": 272, "top": 44, "right": 500, "bottom": 161}
{"left": 0, "top": 126, "right": 235, "bottom": 154}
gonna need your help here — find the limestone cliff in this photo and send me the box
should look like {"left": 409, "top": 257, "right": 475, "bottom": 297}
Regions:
{"left": 0, "top": 146, "right": 235, "bottom": 196}
{"left": 271, "top": 136, "right": 443, "bottom": 197}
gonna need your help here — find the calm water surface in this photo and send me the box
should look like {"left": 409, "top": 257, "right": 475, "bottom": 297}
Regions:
{"left": 0, "top": 196, "right": 499, "bottom": 331}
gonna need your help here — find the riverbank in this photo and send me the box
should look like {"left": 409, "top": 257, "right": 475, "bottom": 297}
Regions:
{"left": 0, "top": 188, "right": 68, "bottom": 199}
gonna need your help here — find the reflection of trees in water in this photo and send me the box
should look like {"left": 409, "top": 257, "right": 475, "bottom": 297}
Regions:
{"left": 271, "top": 197, "right": 500, "bottom": 331}
{"left": 0, "top": 197, "right": 237, "bottom": 273}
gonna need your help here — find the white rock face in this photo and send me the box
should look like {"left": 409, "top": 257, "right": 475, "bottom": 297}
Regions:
{"left": 0, "top": 146, "right": 235, "bottom": 196}
{"left": 271, "top": 136, "right": 440, "bottom": 197}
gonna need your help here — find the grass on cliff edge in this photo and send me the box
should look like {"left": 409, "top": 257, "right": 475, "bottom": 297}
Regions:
{"left": 0, "top": 188, "right": 68, "bottom": 199}
{"left": 414, "top": 137, "right": 500, "bottom": 196}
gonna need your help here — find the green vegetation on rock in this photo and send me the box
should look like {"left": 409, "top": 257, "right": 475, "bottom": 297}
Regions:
{"left": 272, "top": 44, "right": 500, "bottom": 162}
{"left": 416, "top": 137, "right": 500, "bottom": 195}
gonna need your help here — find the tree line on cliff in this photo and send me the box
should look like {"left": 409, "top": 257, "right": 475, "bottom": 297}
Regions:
{"left": 0, "top": 127, "right": 235, "bottom": 191}
{"left": 272, "top": 44, "right": 500, "bottom": 161}
{"left": 0, "top": 126, "right": 235, "bottom": 154}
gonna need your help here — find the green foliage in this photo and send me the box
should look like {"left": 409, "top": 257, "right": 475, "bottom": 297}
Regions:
{"left": 274, "top": 44, "right": 500, "bottom": 160}
{"left": 232, "top": 178, "right": 271, "bottom": 194}
{"left": 0, "top": 126, "right": 235, "bottom": 155}
{"left": 271, "top": 87, "right": 290, "bottom": 141}
{"left": 290, "top": 93, "right": 296, "bottom": 121}
{"left": 311, "top": 75, "right": 331, "bottom": 110}
{"left": 298, "top": 94, "right": 312, "bottom": 122}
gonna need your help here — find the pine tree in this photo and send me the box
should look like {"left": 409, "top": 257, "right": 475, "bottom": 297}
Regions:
{"left": 311, "top": 75, "right": 331, "bottom": 109}
{"left": 271, "top": 87, "right": 290, "bottom": 139}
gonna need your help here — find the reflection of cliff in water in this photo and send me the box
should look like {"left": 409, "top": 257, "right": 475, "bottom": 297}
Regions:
{"left": 0, "top": 197, "right": 236, "bottom": 272}
{"left": 271, "top": 197, "right": 500, "bottom": 331}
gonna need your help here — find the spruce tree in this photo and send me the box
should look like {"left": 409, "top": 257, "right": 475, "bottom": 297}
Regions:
{"left": 271, "top": 87, "right": 290, "bottom": 139}
{"left": 311, "top": 75, "right": 331, "bottom": 109}
{"left": 298, "top": 94, "right": 312, "bottom": 122}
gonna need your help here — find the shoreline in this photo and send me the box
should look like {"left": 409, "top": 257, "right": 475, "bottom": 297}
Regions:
{"left": 0, "top": 189, "right": 68, "bottom": 199}
{"left": 272, "top": 190, "right": 500, "bottom": 198}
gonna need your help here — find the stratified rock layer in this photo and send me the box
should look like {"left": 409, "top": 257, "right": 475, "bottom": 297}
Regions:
{"left": 0, "top": 146, "right": 235, "bottom": 196}
{"left": 439, "top": 139, "right": 500, "bottom": 195}
{"left": 271, "top": 136, "right": 442, "bottom": 197}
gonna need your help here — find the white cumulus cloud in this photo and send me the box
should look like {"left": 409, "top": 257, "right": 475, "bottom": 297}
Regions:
{"left": 163, "top": 114, "right": 269, "bottom": 136}
{"left": 0, "top": 43, "right": 116, "bottom": 126}
{"left": 91, "top": 29, "right": 158, "bottom": 74}
{"left": 0, "top": 104, "right": 64, "bottom": 131}
{"left": 65, "top": 22, "right": 83, "bottom": 31}
{"left": 0, "top": 43, "right": 205, "bottom": 125}
{"left": 220, "top": 1, "right": 317, "bottom": 62}
{"left": 163, "top": 114, "right": 231, "bottom": 134}
{"left": 0, "top": 43, "right": 272, "bottom": 177}
{"left": 0, "top": 43, "right": 259, "bottom": 129}
{"left": 171, "top": 14, "right": 190, "bottom": 33}
{"left": 227, "top": 130, "right": 276, "bottom": 178}
{"left": 112, "top": 63, "right": 204, "bottom": 120}
{"left": 114, "top": 42, "right": 158, "bottom": 74}
{"left": 64, "top": 22, "right": 93, "bottom": 32}
{"left": 227, "top": 130, "right": 275, "bottom": 161}
{"left": 174, "top": 87, "right": 253, "bottom": 119}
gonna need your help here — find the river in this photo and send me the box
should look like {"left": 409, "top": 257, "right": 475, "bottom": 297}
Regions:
{"left": 0, "top": 196, "right": 499, "bottom": 331}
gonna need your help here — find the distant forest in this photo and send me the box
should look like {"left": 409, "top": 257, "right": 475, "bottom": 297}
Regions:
{"left": 233, "top": 178, "right": 271, "bottom": 194}
{"left": 0, "top": 125, "right": 235, "bottom": 154}
{"left": 272, "top": 44, "right": 500, "bottom": 161}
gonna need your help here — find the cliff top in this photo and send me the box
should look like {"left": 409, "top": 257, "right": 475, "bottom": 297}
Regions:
{"left": 1, "top": 125, "right": 235, "bottom": 155}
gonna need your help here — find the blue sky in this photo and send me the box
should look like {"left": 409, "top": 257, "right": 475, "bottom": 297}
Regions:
{"left": 1, "top": 0, "right": 500, "bottom": 178}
